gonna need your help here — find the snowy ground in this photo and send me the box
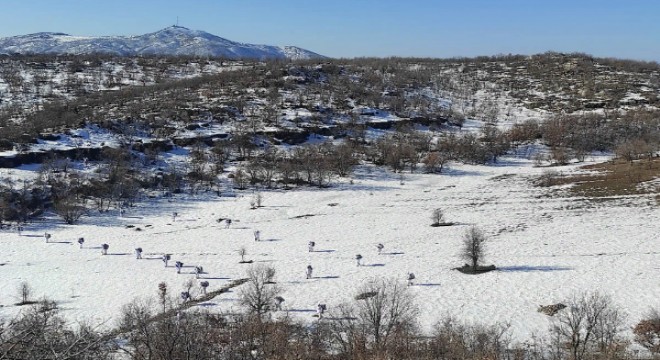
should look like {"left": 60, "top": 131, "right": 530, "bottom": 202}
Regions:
{"left": 0, "top": 157, "right": 658, "bottom": 343}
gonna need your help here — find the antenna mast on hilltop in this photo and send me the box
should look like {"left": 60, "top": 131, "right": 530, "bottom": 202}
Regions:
{"left": 176, "top": 16, "right": 179, "bottom": 27}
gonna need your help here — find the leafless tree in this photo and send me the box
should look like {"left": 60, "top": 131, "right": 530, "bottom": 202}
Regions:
{"left": 238, "top": 246, "right": 248, "bottom": 263}
{"left": 232, "top": 167, "right": 249, "bottom": 190}
{"left": 0, "top": 299, "right": 112, "bottom": 359}
{"left": 431, "top": 208, "right": 444, "bottom": 226}
{"left": 118, "top": 298, "right": 223, "bottom": 359}
{"left": 354, "top": 278, "right": 418, "bottom": 350}
{"left": 429, "top": 317, "right": 512, "bottom": 360}
{"left": 550, "top": 291, "right": 627, "bottom": 360}
{"left": 239, "top": 265, "right": 281, "bottom": 317}
{"left": 53, "top": 193, "right": 87, "bottom": 225}
{"left": 15, "top": 281, "right": 33, "bottom": 305}
{"left": 422, "top": 151, "right": 450, "bottom": 173}
{"left": 461, "top": 226, "right": 487, "bottom": 271}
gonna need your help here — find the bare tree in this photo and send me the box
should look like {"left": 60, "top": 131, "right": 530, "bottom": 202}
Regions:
{"left": 118, "top": 298, "right": 223, "bottom": 359}
{"left": 354, "top": 278, "right": 418, "bottom": 350}
{"left": 232, "top": 167, "right": 249, "bottom": 190}
{"left": 422, "top": 151, "right": 450, "bottom": 173}
{"left": 16, "top": 281, "right": 32, "bottom": 305}
{"left": 550, "top": 291, "right": 627, "bottom": 360}
{"left": 429, "top": 317, "right": 512, "bottom": 360}
{"left": 0, "top": 299, "right": 112, "bottom": 359}
{"left": 239, "top": 265, "right": 281, "bottom": 317}
{"left": 238, "top": 246, "right": 248, "bottom": 263}
{"left": 325, "top": 302, "right": 367, "bottom": 358}
{"left": 461, "top": 226, "right": 486, "bottom": 271}
{"left": 53, "top": 192, "right": 87, "bottom": 225}
{"left": 431, "top": 208, "right": 444, "bottom": 226}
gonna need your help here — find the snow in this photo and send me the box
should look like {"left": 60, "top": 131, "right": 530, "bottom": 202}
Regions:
{"left": 0, "top": 27, "right": 324, "bottom": 60}
{"left": 1, "top": 157, "right": 658, "bottom": 343}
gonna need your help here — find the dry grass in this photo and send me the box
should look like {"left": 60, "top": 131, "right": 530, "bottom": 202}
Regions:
{"left": 536, "top": 158, "right": 660, "bottom": 198}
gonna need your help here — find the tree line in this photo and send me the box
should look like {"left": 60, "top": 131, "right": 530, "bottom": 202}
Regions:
{"left": 2, "top": 274, "right": 659, "bottom": 359}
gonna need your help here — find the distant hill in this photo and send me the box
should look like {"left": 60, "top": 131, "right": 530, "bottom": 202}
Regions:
{"left": 0, "top": 26, "right": 324, "bottom": 60}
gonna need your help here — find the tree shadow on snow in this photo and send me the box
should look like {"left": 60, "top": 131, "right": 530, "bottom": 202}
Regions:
{"left": 47, "top": 241, "right": 72, "bottom": 244}
{"left": 316, "top": 275, "right": 340, "bottom": 279}
{"left": 326, "top": 316, "right": 358, "bottom": 321}
{"left": 195, "top": 302, "right": 218, "bottom": 307}
{"left": 414, "top": 283, "right": 442, "bottom": 287}
{"left": 314, "top": 249, "right": 336, "bottom": 253}
{"left": 287, "top": 309, "right": 316, "bottom": 313}
{"left": 339, "top": 184, "right": 399, "bottom": 193}
{"left": 365, "top": 264, "right": 385, "bottom": 267}
{"left": 384, "top": 252, "right": 405, "bottom": 255}
{"left": 487, "top": 157, "right": 529, "bottom": 168}
{"left": 443, "top": 168, "right": 484, "bottom": 177}
{"left": 215, "top": 298, "right": 239, "bottom": 302}
{"left": 351, "top": 166, "right": 405, "bottom": 182}
{"left": 498, "top": 265, "right": 572, "bottom": 272}
{"left": 201, "top": 277, "right": 231, "bottom": 280}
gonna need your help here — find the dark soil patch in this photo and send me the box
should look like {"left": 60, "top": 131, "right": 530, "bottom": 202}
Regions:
{"left": 291, "top": 214, "right": 317, "bottom": 219}
{"left": 355, "top": 291, "right": 378, "bottom": 300}
{"left": 454, "top": 264, "right": 497, "bottom": 274}
{"left": 15, "top": 300, "right": 40, "bottom": 306}
{"left": 431, "top": 222, "right": 455, "bottom": 227}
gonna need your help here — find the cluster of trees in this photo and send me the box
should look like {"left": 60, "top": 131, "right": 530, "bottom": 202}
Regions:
{"left": 234, "top": 142, "right": 358, "bottom": 189}
{"left": 0, "top": 179, "right": 47, "bottom": 225}
{"left": 4, "top": 104, "right": 658, "bottom": 224}
{"left": 2, "top": 52, "right": 659, "bottom": 225}
{"left": 0, "top": 138, "right": 359, "bottom": 224}
{"left": 537, "top": 109, "right": 660, "bottom": 164}
{"left": 2, "top": 276, "right": 658, "bottom": 360}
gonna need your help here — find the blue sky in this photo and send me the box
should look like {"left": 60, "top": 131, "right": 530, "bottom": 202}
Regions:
{"left": 1, "top": 0, "right": 658, "bottom": 60}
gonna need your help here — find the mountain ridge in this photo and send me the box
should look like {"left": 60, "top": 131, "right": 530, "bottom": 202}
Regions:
{"left": 0, "top": 26, "right": 324, "bottom": 60}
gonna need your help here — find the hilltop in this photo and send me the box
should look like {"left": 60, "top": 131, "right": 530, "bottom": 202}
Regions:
{"left": 0, "top": 26, "right": 324, "bottom": 60}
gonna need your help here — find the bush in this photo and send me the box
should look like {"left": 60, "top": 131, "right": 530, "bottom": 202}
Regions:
{"left": 633, "top": 308, "right": 660, "bottom": 355}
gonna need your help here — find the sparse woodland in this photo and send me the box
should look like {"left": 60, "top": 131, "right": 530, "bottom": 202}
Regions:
{"left": 0, "top": 53, "right": 659, "bottom": 359}
{"left": 1, "top": 52, "right": 658, "bottom": 225}
{"left": 1, "top": 282, "right": 659, "bottom": 360}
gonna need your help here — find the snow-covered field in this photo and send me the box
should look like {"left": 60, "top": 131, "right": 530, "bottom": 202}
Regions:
{"left": 1, "top": 157, "right": 658, "bottom": 343}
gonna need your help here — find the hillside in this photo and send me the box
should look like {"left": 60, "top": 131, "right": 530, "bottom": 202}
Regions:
{"left": 0, "top": 52, "right": 659, "bottom": 359}
{"left": 0, "top": 26, "right": 324, "bottom": 60}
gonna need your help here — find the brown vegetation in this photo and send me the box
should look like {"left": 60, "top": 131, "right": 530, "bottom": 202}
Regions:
{"left": 536, "top": 158, "right": 660, "bottom": 198}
